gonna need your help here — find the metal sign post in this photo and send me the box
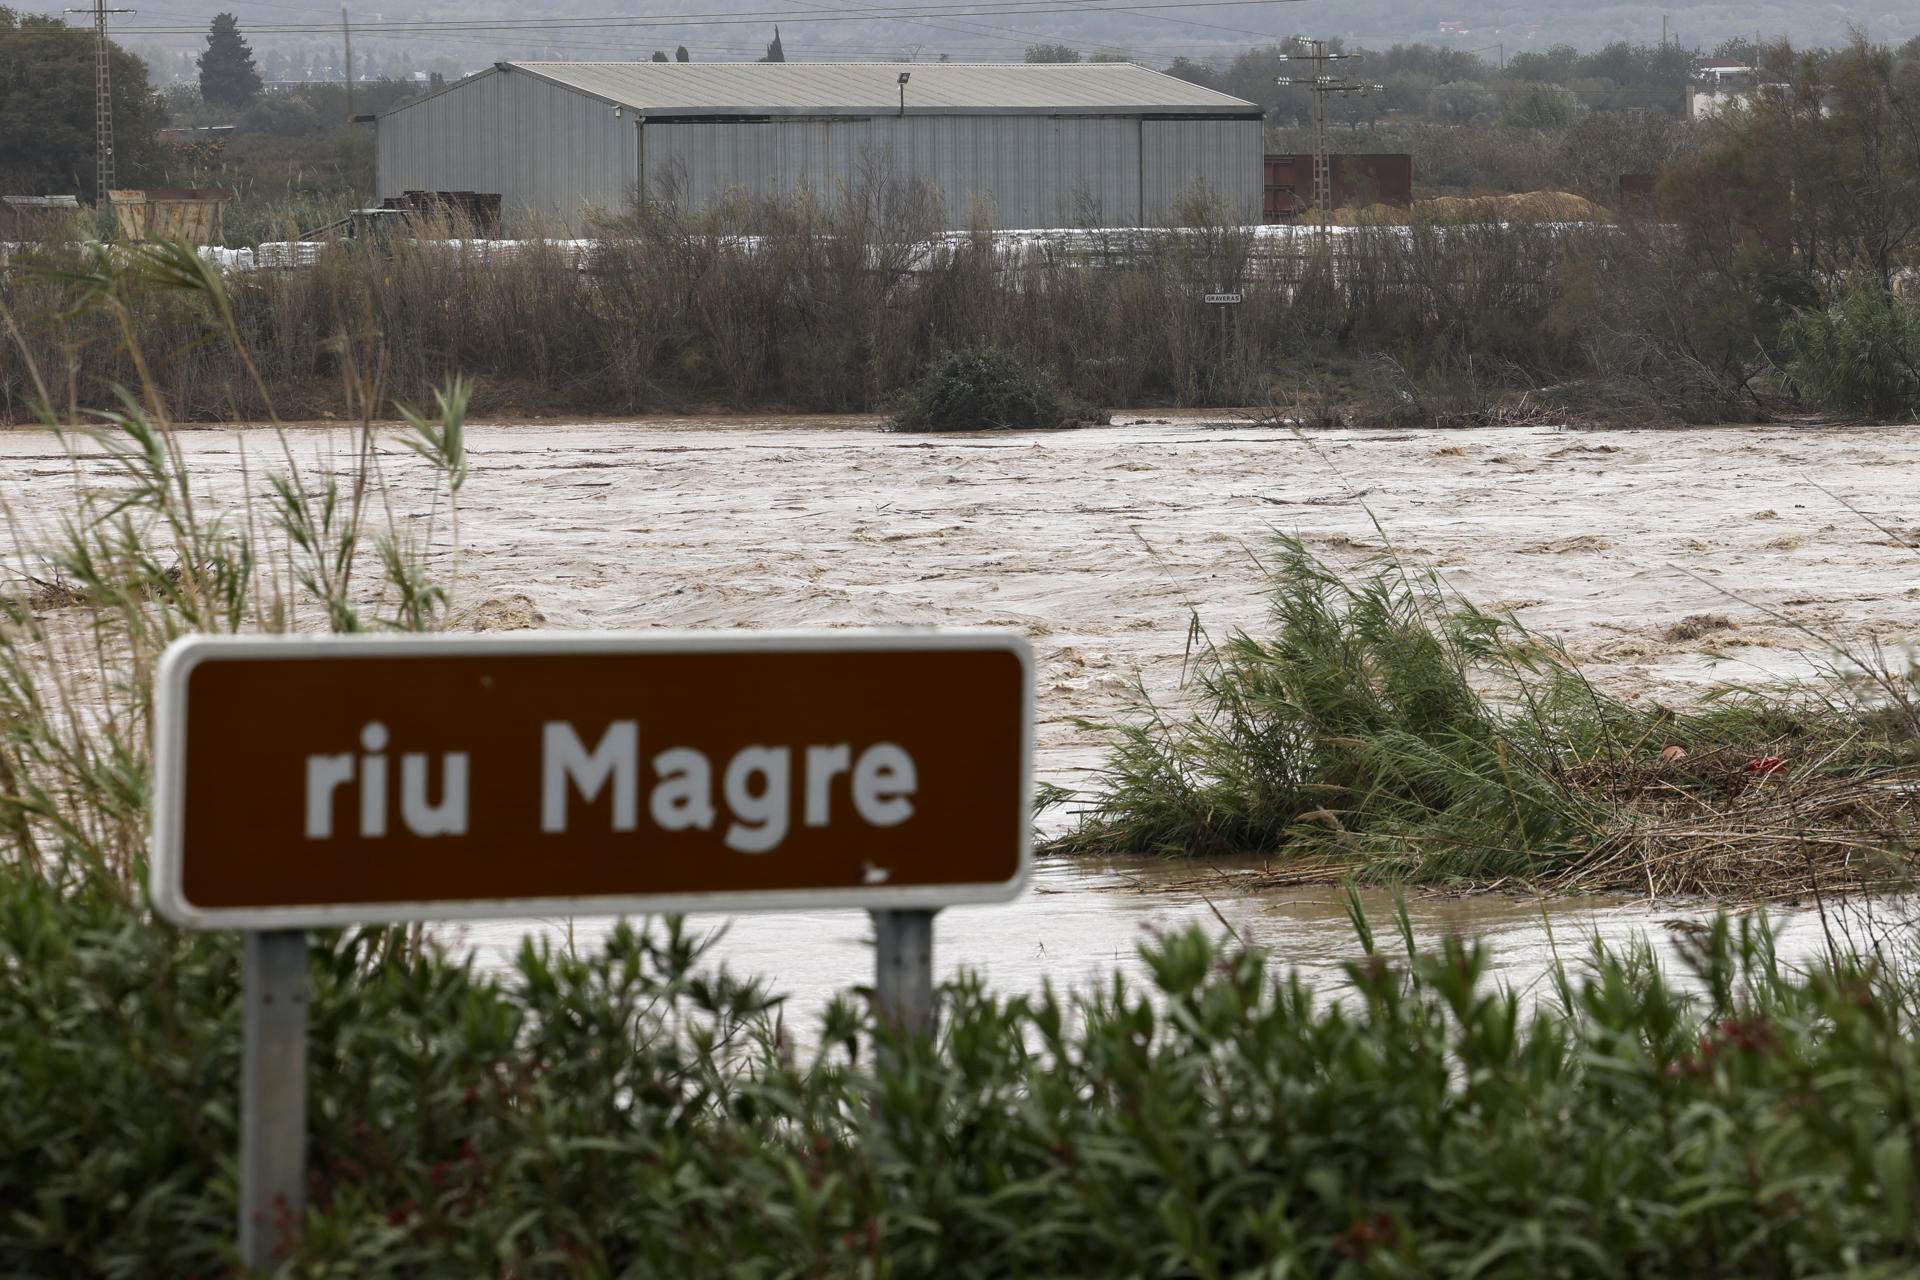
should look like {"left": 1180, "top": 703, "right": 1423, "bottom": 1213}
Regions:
{"left": 872, "top": 908, "right": 937, "bottom": 1038}
{"left": 240, "top": 930, "right": 308, "bottom": 1269}
{"left": 1206, "top": 294, "right": 1242, "bottom": 384}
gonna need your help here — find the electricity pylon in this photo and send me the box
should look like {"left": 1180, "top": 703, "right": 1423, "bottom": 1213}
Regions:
{"left": 68, "top": 0, "right": 136, "bottom": 199}
{"left": 1277, "top": 40, "right": 1381, "bottom": 225}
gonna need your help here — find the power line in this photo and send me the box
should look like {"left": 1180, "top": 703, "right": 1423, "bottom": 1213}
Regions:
{"left": 7, "top": 0, "right": 1316, "bottom": 36}
{"left": 122, "top": 0, "right": 1307, "bottom": 52}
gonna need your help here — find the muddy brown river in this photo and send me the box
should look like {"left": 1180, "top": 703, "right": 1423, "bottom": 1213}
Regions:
{"left": 6, "top": 414, "right": 1915, "bottom": 1020}
{"left": 453, "top": 861, "right": 1849, "bottom": 1028}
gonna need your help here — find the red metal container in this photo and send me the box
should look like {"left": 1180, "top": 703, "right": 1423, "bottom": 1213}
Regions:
{"left": 1264, "top": 153, "right": 1413, "bottom": 221}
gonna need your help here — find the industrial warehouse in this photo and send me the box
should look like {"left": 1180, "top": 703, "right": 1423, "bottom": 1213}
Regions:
{"left": 372, "top": 61, "right": 1265, "bottom": 232}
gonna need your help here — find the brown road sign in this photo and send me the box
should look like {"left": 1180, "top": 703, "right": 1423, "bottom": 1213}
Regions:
{"left": 151, "top": 632, "right": 1032, "bottom": 928}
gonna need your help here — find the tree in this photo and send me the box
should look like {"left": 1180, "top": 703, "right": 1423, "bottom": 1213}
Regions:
{"left": 1024, "top": 44, "right": 1081, "bottom": 63}
{"left": 1639, "top": 31, "right": 1920, "bottom": 406}
{"left": 1163, "top": 57, "right": 1218, "bottom": 88}
{"left": 198, "top": 13, "right": 263, "bottom": 110}
{"left": 761, "top": 27, "right": 784, "bottom": 62}
{"left": 1500, "top": 81, "right": 1583, "bottom": 129}
{"left": 651, "top": 50, "right": 668, "bottom": 62}
{"left": 1551, "top": 109, "right": 1694, "bottom": 203}
{"left": 1380, "top": 69, "right": 1438, "bottom": 115}
{"left": 240, "top": 94, "right": 326, "bottom": 136}
{"left": 1506, "top": 44, "right": 1580, "bottom": 85}
{"left": 675, "top": 46, "right": 690, "bottom": 62}
{"left": 0, "top": 8, "right": 166, "bottom": 200}
{"left": 1426, "top": 80, "right": 1494, "bottom": 123}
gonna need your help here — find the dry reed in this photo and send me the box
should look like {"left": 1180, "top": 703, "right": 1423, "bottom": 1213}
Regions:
{"left": 0, "top": 187, "right": 1749, "bottom": 425}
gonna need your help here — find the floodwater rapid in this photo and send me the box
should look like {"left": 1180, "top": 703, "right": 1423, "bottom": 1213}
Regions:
{"left": 4, "top": 413, "right": 1913, "bottom": 1023}
{"left": 450, "top": 857, "right": 1850, "bottom": 1031}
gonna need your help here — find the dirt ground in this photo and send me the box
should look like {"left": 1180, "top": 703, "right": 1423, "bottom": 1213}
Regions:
{"left": 6, "top": 413, "right": 1919, "bottom": 795}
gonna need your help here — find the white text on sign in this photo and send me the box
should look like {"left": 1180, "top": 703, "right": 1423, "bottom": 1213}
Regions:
{"left": 304, "top": 721, "right": 919, "bottom": 854}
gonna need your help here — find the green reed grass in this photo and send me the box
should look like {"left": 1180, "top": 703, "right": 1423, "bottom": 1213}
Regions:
{"left": 1048, "top": 538, "right": 1920, "bottom": 892}
{"left": 0, "top": 239, "right": 470, "bottom": 890}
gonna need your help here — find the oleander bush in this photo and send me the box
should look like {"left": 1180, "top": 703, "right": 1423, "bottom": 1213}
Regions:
{"left": 11, "top": 871, "right": 1920, "bottom": 1277}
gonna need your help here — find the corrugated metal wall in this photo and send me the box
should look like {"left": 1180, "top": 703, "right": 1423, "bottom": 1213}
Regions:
{"left": 646, "top": 115, "right": 1140, "bottom": 228}
{"left": 645, "top": 114, "right": 1259, "bottom": 229}
{"left": 377, "top": 72, "right": 1262, "bottom": 230}
{"left": 376, "top": 69, "right": 638, "bottom": 227}
{"left": 1139, "top": 119, "right": 1263, "bottom": 223}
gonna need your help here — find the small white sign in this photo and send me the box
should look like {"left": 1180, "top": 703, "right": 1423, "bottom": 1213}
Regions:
{"left": 1204, "top": 293, "right": 1243, "bottom": 304}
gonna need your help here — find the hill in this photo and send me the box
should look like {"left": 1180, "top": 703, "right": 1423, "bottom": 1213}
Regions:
{"left": 100, "top": 0, "right": 1920, "bottom": 86}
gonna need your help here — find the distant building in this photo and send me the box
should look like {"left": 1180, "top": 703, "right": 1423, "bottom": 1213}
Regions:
{"left": 372, "top": 61, "right": 1264, "bottom": 232}
{"left": 1687, "top": 65, "right": 1796, "bottom": 119}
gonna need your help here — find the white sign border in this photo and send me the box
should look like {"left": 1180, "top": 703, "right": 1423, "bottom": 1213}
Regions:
{"left": 151, "top": 629, "right": 1034, "bottom": 930}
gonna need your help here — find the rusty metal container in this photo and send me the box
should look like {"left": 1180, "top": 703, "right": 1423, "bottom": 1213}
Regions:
{"left": 108, "top": 188, "right": 234, "bottom": 245}
{"left": 1264, "top": 153, "right": 1413, "bottom": 221}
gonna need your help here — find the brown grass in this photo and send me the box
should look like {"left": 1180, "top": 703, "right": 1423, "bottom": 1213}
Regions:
{"left": 1554, "top": 748, "right": 1920, "bottom": 900}
{"left": 1, "top": 188, "right": 1761, "bottom": 427}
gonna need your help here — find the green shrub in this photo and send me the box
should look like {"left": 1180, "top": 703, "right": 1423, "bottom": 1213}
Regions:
{"left": 1500, "top": 81, "right": 1586, "bottom": 130}
{"left": 888, "top": 347, "right": 1101, "bottom": 432}
{"left": 10, "top": 870, "right": 1920, "bottom": 1277}
{"left": 1780, "top": 278, "right": 1920, "bottom": 419}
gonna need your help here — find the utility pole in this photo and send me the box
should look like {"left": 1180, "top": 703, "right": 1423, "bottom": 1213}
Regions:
{"left": 68, "top": 0, "right": 135, "bottom": 201}
{"left": 1277, "top": 39, "right": 1380, "bottom": 227}
{"left": 341, "top": 5, "right": 354, "bottom": 120}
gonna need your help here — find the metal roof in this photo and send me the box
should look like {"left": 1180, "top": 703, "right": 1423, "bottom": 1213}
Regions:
{"left": 487, "top": 61, "right": 1260, "bottom": 118}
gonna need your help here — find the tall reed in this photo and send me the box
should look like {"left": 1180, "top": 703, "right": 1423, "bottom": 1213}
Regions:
{"left": 0, "top": 239, "right": 469, "bottom": 890}
{"left": 0, "top": 190, "right": 1738, "bottom": 425}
